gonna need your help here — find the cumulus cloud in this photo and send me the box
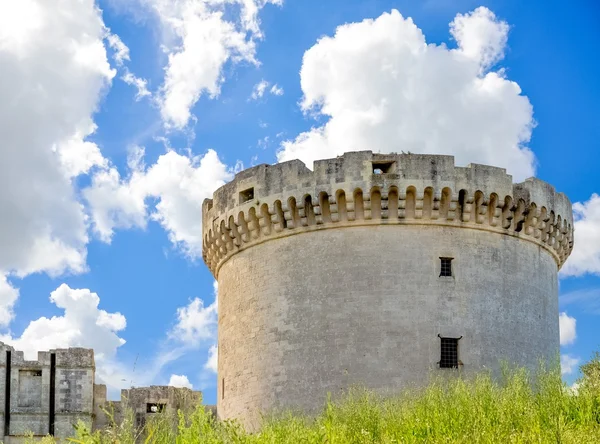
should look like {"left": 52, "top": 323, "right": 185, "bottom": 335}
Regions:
{"left": 0, "top": 284, "right": 126, "bottom": 360}
{"left": 205, "top": 344, "right": 218, "bottom": 373}
{"left": 450, "top": 7, "right": 509, "bottom": 70}
{"left": 0, "top": 0, "right": 115, "bottom": 278}
{"left": 0, "top": 284, "right": 127, "bottom": 391}
{"left": 0, "top": 276, "right": 19, "bottom": 328}
{"left": 559, "top": 312, "right": 577, "bottom": 346}
{"left": 561, "top": 354, "right": 580, "bottom": 376}
{"left": 84, "top": 148, "right": 232, "bottom": 256}
{"left": 277, "top": 7, "right": 535, "bottom": 181}
{"left": 140, "top": 0, "right": 281, "bottom": 129}
{"left": 168, "top": 374, "right": 193, "bottom": 389}
{"left": 54, "top": 121, "right": 108, "bottom": 178}
{"left": 561, "top": 194, "right": 600, "bottom": 277}
{"left": 165, "top": 281, "right": 218, "bottom": 375}
{"left": 170, "top": 296, "right": 217, "bottom": 345}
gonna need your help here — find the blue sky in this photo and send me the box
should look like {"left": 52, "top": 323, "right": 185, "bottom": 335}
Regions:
{"left": 0, "top": 0, "right": 598, "bottom": 405}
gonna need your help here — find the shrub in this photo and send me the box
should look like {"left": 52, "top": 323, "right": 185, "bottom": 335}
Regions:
{"left": 27, "top": 355, "right": 600, "bottom": 443}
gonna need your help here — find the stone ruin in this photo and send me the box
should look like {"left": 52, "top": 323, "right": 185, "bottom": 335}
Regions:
{"left": 0, "top": 342, "right": 213, "bottom": 442}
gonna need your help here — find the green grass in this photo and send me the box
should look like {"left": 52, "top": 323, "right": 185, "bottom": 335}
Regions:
{"left": 30, "top": 356, "right": 600, "bottom": 443}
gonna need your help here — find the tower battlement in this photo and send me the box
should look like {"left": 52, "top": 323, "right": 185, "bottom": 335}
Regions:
{"left": 202, "top": 151, "right": 573, "bottom": 277}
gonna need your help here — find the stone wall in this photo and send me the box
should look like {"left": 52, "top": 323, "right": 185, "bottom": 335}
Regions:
{"left": 203, "top": 151, "right": 574, "bottom": 429}
{"left": 106, "top": 386, "right": 203, "bottom": 430}
{"left": 0, "top": 342, "right": 211, "bottom": 441}
{"left": 0, "top": 342, "right": 96, "bottom": 443}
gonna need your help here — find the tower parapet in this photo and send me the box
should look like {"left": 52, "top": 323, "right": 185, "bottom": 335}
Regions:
{"left": 203, "top": 151, "right": 573, "bottom": 277}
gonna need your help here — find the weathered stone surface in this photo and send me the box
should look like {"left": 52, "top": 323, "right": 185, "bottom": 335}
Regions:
{"left": 0, "top": 342, "right": 207, "bottom": 442}
{"left": 202, "top": 151, "right": 574, "bottom": 429}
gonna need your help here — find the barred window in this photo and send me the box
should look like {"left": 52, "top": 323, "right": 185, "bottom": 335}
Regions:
{"left": 439, "top": 336, "right": 460, "bottom": 368}
{"left": 440, "top": 257, "right": 453, "bottom": 277}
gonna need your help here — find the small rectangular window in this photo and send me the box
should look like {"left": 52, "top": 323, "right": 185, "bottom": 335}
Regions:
{"left": 440, "top": 257, "right": 453, "bottom": 277}
{"left": 439, "top": 336, "right": 460, "bottom": 368}
{"left": 372, "top": 161, "right": 395, "bottom": 174}
{"left": 239, "top": 187, "right": 254, "bottom": 204}
{"left": 222, "top": 378, "right": 225, "bottom": 400}
{"left": 146, "top": 403, "right": 166, "bottom": 413}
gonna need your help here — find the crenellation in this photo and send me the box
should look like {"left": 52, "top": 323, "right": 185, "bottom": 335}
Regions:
{"left": 203, "top": 152, "right": 573, "bottom": 278}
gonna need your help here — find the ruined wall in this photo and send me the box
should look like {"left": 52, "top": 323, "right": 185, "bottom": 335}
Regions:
{"left": 202, "top": 151, "right": 574, "bottom": 429}
{"left": 95, "top": 386, "right": 203, "bottom": 432}
{"left": 0, "top": 343, "right": 95, "bottom": 443}
{"left": 0, "top": 342, "right": 210, "bottom": 441}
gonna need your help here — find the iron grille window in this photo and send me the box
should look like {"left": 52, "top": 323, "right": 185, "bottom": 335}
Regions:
{"left": 440, "top": 257, "right": 453, "bottom": 277}
{"left": 439, "top": 336, "right": 460, "bottom": 368}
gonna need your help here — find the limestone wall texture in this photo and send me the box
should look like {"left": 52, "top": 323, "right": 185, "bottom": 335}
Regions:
{"left": 202, "top": 151, "right": 574, "bottom": 429}
{"left": 0, "top": 342, "right": 96, "bottom": 443}
{"left": 0, "top": 342, "right": 209, "bottom": 441}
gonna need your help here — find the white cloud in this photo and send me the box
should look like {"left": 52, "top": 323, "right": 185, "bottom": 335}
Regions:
{"left": 561, "top": 194, "right": 600, "bottom": 277}
{"left": 277, "top": 7, "right": 535, "bottom": 181}
{"left": 141, "top": 0, "right": 281, "bottom": 129}
{"left": 0, "top": 0, "right": 115, "bottom": 279}
{"left": 0, "top": 276, "right": 19, "bottom": 328}
{"left": 105, "top": 30, "right": 151, "bottom": 101}
{"left": 0, "top": 284, "right": 127, "bottom": 391}
{"left": 84, "top": 148, "right": 232, "bottom": 257}
{"left": 0, "top": 284, "right": 126, "bottom": 360}
{"left": 561, "top": 354, "right": 580, "bottom": 376}
{"left": 205, "top": 344, "right": 218, "bottom": 373}
{"left": 168, "top": 374, "right": 193, "bottom": 389}
{"left": 251, "top": 79, "right": 270, "bottom": 100}
{"left": 270, "top": 83, "right": 284, "bottom": 96}
{"left": 122, "top": 69, "right": 151, "bottom": 100}
{"left": 170, "top": 297, "right": 217, "bottom": 345}
{"left": 257, "top": 135, "right": 270, "bottom": 149}
{"left": 83, "top": 165, "right": 148, "bottom": 243}
{"left": 450, "top": 7, "right": 509, "bottom": 70}
{"left": 559, "top": 312, "right": 577, "bottom": 346}
{"left": 106, "top": 32, "right": 130, "bottom": 66}
{"left": 251, "top": 80, "right": 284, "bottom": 100}
{"left": 54, "top": 121, "right": 108, "bottom": 178}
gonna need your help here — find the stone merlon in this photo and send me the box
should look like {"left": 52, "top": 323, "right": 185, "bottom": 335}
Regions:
{"left": 202, "top": 151, "right": 573, "bottom": 277}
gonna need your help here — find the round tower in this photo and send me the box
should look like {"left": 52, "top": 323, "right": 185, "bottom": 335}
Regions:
{"left": 202, "top": 151, "right": 574, "bottom": 429}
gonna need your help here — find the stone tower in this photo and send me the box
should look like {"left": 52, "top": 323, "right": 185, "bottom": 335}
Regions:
{"left": 202, "top": 151, "right": 574, "bottom": 429}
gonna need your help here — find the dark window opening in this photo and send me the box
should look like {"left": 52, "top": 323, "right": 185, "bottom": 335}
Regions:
{"left": 146, "top": 403, "right": 166, "bottom": 413}
{"left": 222, "top": 378, "right": 225, "bottom": 400}
{"left": 372, "top": 161, "right": 395, "bottom": 174}
{"left": 239, "top": 187, "right": 254, "bottom": 204}
{"left": 440, "top": 257, "right": 453, "bottom": 277}
{"left": 439, "top": 336, "right": 461, "bottom": 368}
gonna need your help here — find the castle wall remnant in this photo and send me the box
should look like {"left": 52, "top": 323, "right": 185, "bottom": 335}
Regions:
{"left": 202, "top": 151, "right": 574, "bottom": 429}
{"left": 0, "top": 342, "right": 96, "bottom": 443}
{"left": 101, "top": 386, "right": 203, "bottom": 431}
{"left": 0, "top": 342, "right": 210, "bottom": 441}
